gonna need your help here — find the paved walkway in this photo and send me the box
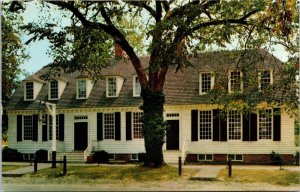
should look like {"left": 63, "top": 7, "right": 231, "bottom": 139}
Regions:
{"left": 3, "top": 163, "right": 52, "bottom": 177}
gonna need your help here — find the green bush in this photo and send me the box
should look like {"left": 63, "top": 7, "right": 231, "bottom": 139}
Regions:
{"left": 294, "top": 151, "right": 299, "bottom": 165}
{"left": 93, "top": 150, "right": 109, "bottom": 163}
{"left": 270, "top": 151, "right": 283, "bottom": 165}
{"left": 35, "top": 149, "right": 48, "bottom": 161}
{"left": 138, "top": 153, "right": 146, "bottom": 162}
{"left": 2, "top": 147, "right": 23, "bottom": 161}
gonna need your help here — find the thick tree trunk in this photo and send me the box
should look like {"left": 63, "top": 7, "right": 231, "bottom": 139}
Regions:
{"left": 141, "top": 88, "right": 167, "bottom": 167}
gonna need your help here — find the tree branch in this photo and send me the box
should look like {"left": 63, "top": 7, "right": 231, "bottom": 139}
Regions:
{"left": 126, "top": 1, "right": 156, "bottom": 19}
{"left": 155, "top": 1, "right": 162, "bottom": 22}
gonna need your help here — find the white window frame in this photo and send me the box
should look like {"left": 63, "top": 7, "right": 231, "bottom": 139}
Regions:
{"left": 48, "top": 114, "right": 59, "bottom": 140}
{"left": 103, "top": 113, "right": 115, "bottom": 140}
{"left": 106, "top": 77, "right": 117, "bottom": 97}
{"left": 227, "top": 111, "right": 242, "bottom": 140}
{"left": 258, "top": 109, "right": 273, "bottom": 140}
{"left": 133, "top": 75, "right": 142, "bottom": 97}
{"left": 49, "top": 80, "right": 59, "bottom": 100}
{"left": 258, "top": 69, "right": 273, "bottom": 91}
{"left": 23, "top": 115, "right": 33, "bottom": 140}
{"left": 108, "top": 154, "right": 115, "bottom": 161}
{"left": 198, "top": 154, "right": 213, "bottom": 161}
{"left": 199, "top": 110, "right": 213, "bottom": 140}
{"left": 77, "top": 79, "right": 87, "bottom": 99}
{"left": 199, "top": 72, "right": 214, "bottom": 95}
{"left": 227, "top": 154, "right": 243, "bottom": 161}
{"left": 228, "top": 71, "right": 243, "bottom": 93}
{"left": 131, "top": 154, "right": 139, "bottom": 161}
{"left": 132, "top": 112, "right": 143, "bottom": 139}
{"left": 24, "top": 82, "right": 34, "bottom": 101}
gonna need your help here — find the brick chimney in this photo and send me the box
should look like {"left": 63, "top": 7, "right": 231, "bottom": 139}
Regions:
{"left": 115, "top": 43, "right": 123, "bottom": 59}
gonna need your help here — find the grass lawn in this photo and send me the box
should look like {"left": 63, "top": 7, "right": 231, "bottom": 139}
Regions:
{"left": 2, "top": 165, "right": 28, "bottom": 172}
{"left": 218, "top": 169, "right": 300, "bottom": 186}
{"left": 27, "top": 165, "right": 197, "bottom": 184}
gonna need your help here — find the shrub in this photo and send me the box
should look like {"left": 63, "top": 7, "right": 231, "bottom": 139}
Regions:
{"left": 294, "top": 151, "right": 299, "bottom": 165}
{"left": 2, "top": 147, "right": 23, "bottom": 162}
{"left": 138, "top": 153, "right": 146, "bottom": 162}
{"left": 35, "top": 149, "right": 48, "bottom": 161}
{"left": 93, "top": 150, "right": 109, "bottom": 163}
{"left": 270, "top": 151, "right": 283, "bottom": 165}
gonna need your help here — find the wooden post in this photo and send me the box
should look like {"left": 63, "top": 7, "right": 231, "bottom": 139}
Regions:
{"left": 178, "top": 156, "right": 182, "bottom": 176}
{"left": 34, "top": 156, "right": 37, "bottom": 173}
{"left": 228, "top": 159, "right": 232, "bottom": 177}
{"left": 63, "top": 155, "right": 67, "bottom": 176}
{"left": 52, "top": 151, "right": 56, "bottom": 168}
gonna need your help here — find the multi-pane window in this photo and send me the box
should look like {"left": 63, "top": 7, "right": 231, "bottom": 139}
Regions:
{"left": 49, "top": 115, "right": 59, "bottom": 140}
{"left": 134, "top": 76, "right": 141, "bottom": 97}
{"left": 77, "top": 79, "right": 87, "bottom": 98}
{"left": 107, "top": 77, "right": 117, "bottom": 97}
{"left": 260, "top": 70, "right": 271, "bottom": 91}
{"left": 25, "top": 82, "right": 34, "bottom": 100}
{"left": 198, "top": 154, "right": 213, "bottom": 161}
{"left": 228, "top": 154, "right": 243, "bottom": 161}
{"left": 228, "top": 111, "right": 242, "bottom": 140}
{"left": 200, "top": 73, "right": 212, "bottom": 94}
{"left": 229, "top": 71, "right": 241, "bottom": 92}
{"left": 50, "top": 81, "right": 58, "bottom": 99}
{"left": 104, "top": 113, "right": 115, "bottom": 139}
{"left": 23, "top": 116, "right": 33, "bottom": 140}
{"left": 133, "top": 112, "right": 143, "bottom": 139}
{"left": 199, "top": 110, "right": 212, "bottom": 140}
{"left": 259, "top": 109, "right": 272, "bottom": 139}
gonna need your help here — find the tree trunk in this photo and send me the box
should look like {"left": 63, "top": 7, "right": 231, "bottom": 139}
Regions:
{"left": 141, "top": 88, "right": 167, "bottom": 167}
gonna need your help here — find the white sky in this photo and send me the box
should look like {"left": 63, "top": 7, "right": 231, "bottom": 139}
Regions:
{"left": 19, "top": 1, "right": 289, "bottom": 80}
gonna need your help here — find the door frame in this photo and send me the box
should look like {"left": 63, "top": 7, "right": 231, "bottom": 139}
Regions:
{"left": 164, "top": 112, "right": 181, "bottom": 150}
{"left": 73, "top": 116, "right": 89, "bottom": 151}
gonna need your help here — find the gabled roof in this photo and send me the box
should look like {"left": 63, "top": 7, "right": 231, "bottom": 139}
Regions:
{"left": 6, "top": 49, "right": 282, "bottom": 110}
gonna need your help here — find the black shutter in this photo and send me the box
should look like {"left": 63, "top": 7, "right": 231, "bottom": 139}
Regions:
{"left": 126, "top": 112, "right": 132, "bottom": 140}
{"left": 273, "top": 108, "right": 281, "bottom": 141}
{"left": 250, "top": 113, "right": 258, "bottom": 141}
{"left": 17, "top": 115, "right": 22, "bottom": 142}
{"left": 115, "top": 112, "right": 121, "bottom": 140}
{"left": 59, "top": 114, "right": 65, "bottom": 141}
{"left": 220, "top": 111, "right": 227, "bottom": 141}
{"left": 97, "top": 113, "right": 103, "bottom": 141}
{"left": 191, "top": 110, "right": 198, "bottom": 141}
{"left": 242, "top": 114, "right": 250, "bottom": 141}
{"left": 212, "top": 110, "right": 220, "bottom": 141}
{"left": 42, "top": 115, "right": 48, "bottom": 141}
{"left": 32, "top": 115, "right": 38, "bottom": 141}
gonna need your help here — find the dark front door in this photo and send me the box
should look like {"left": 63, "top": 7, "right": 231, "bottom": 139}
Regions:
{"left": 74, "top": 122, "right": 88, "bottom": 150}
{"left": 166, "top": 120, "right": 179, "bottom": 150}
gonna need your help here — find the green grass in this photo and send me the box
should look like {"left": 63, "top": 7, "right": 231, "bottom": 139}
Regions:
{"left": 28, "top": 165, "right": 197, "bottom": 183}
{"left": 2, "top": 165, "right": 28, "bottom": 172}
{"left": 218, "top": 169, "right": 300, "bottom": 186}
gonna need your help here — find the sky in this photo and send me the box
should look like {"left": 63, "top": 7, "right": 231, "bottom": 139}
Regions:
{"left": 19, "top": 1, "right": 290, "bottom": 80}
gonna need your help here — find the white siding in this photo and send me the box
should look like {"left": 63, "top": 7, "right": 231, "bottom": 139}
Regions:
{"left": 34, "top": 82, "right": 44, "bottom": 100}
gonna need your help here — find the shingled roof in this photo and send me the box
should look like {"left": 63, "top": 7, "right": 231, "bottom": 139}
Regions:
{"left": 6, "top": 49, "right": 282, "bottom": 110}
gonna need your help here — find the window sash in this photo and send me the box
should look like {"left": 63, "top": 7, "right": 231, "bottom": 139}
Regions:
{"left": 25, "top": 82, "right": 34, "bottom": 100}
{"left": 49, "top": 115, "right": 59, "bottom": 140}
{"left": 133, "top": 112, "right": 143, "bottom": 139}
{"left": 104, "top": 113, "right": 115, "bottom": 139}
{"left": 200, "top": 73, "right": 212, "bottom": 94}
{"left": 108, "top": 77, "right": 117, "bottom": 97}
{"left": 228, "top": 111, "right": 242, "bottom": 140}
{"left": 77, "top": 80, "right": 87, "bottom": 98}
{"left": 23, "top": 116, "right": 33, "bottom": 140}
{"left": 260, "top": 70, "right": 271, "bottom": 91}
{"left": 199, "top": 110, "right": 212, "bottom": 140}
{"left": 50, "top": 81, "right": 59, "bottom": 99}
{"left": 230, "top": 71, "right": 241, "bottom": 92}
{"left": 258, "top": 109, "right": 272, "bottom": 139}
{"left": 134, "top": 76, "right": 141, "bottom": 96}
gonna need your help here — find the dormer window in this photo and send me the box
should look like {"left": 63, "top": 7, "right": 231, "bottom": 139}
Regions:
{"left": 199, "top": 72, "right": 214, "bottom": 95}
{"left": 77, "top": 79, "right": 87, "bottom": 99}
{"left": 49, "top": 81, "right": 58, "bottom": 100}
{"left": 259, "top": 70, "right": 272, "bottom": 91}
{"left": 25, "top": 82, "right": 34, "bottom": 100}
{"left": 229, "top": 71, "right": 242, "bottom": 92}
{"left": 133, "top": 75, "right": 141, "bottom": 97}
{"left": 107, "top": 77, "right": 117, "bottom": 97}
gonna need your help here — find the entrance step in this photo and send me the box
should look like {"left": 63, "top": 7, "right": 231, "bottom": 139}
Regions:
{"left": 56, "top": 151, "right": 84, "bottom": 163}
{"left": 163, "top": 150, "right": 182, "bottom": 164}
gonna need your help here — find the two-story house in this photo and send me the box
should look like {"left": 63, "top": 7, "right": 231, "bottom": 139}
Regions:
{"left": 6, "top": 49, "right": 296, "bottom": 164}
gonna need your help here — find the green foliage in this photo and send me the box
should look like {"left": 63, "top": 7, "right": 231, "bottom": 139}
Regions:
{"left": 138, "top": 153, "right": 146, "bottom": 162}
{"left": 2, "top": 147, "right": 23, "bottom": 162}
{"left": 270, "top": 151, "right": 283, "bottom": 165}
{"left": 93, "top": 150, "right": 109, "bottom": 163}
{"left": 294, "top": 151, "right": 299, "bottom": 165}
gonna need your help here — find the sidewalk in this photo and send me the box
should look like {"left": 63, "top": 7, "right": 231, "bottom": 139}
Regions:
{"left": 3, "top": 163, "right": 52, "bottom": 177}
